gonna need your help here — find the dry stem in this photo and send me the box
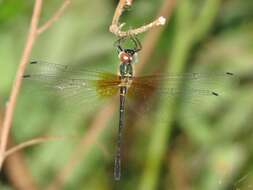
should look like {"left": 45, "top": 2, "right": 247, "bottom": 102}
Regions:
{"left": 0, "top": 0, "right": 43, "bottom": 170}
{"left": 4, "top": 145, "right": 39, "bottom": 190}
{"left": 4, "top": 136, "right": 63, "bottom": 159}
{"left": 37, "top": 0, "right": 71, "bottom": 34}
{"left": 109, "top": 0, "right": 166, "bottom": 37}
{"left": 0, "top": 110, "right": 38, "bottom": 189}
{"left": 0, "top": 0, "right": 70, "bottom": 170}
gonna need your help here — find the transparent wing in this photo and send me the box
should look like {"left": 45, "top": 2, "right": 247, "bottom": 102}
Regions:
{"left": 132, "top": 72, "right": 235, "bottom": 88}
{"left": 121, "top": 72, "right": 236, "bottom": 126}
{"left": 23, "top": 61, "right": 121, "bottom": 107}
{"left": 23, "top": 61, "right": 236, "bottom": 114}
{"left": 130, "top": 72, "right": 235, "bottom": 96}
{"left": 126, "top": 72, "right": 236, "bottom": 115}
{"left": 26, "top": 60, "right": 110, "bottom": 79}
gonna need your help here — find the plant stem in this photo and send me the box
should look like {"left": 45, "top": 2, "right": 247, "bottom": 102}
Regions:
{"left": 139, "top": 0, "right": 221, "bottom": 189}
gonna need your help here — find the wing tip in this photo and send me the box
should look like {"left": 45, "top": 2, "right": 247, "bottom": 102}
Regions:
{"left": 23, "top": 74, "right": 31, "bottom": 78}
{"left": 30, "top": 61, "right": 38, "bottom": 64}
{"left": 226, "top": 72, "right": 234, "bottom": 76}
{"left": 212, "top": 91, "right": 219, "bottom": 96}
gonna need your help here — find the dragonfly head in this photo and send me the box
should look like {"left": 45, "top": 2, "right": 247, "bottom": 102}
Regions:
{"left": 116, "top": 35, "right": 141, "bottom": 64}
{"left": 118, "top": 49, "right": 138, "bottom": 64}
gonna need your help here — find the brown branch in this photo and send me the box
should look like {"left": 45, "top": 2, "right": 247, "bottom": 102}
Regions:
{"left": 3, "top": 136, "right": 63, "bottom": 190}
{"left": 0, "top": 0, "right": 43, "bottom": 170}
{"left": 111, "top": 0, "right": 127, "bottom": 27}
{"left": 37, "top": 0, "right": 71, "bottom": 34}
{"left": 0, "top": 109, "right": 39, "bottom": 190}
{"left": 4, "top": 135, "right": 108, "bottom": 160}
{"left": 125, "top": 0, "right": 133, "bottom": 7}
{"left": 0, "top": 0, "right": 71, "bottom": 173}
{"left": 109, "top": 0, "right": 166, "bottom": 37}
{"left": 4, "top": 136, "right": 63, "bottom": 159}
{"left": 4, "top": 146, "right": 39, "bottom": 190}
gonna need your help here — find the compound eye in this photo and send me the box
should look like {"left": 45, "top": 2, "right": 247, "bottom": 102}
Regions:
{"left": 119, "top": 52, "right": 132, "bottom": 63}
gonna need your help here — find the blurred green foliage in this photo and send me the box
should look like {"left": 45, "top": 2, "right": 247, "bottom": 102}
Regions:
{"left": 0, "top": 0, "right": 253, "bottom": 190}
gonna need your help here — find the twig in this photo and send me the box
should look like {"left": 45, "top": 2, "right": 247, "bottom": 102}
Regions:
{"left": 5, "top": 146, "right": 39, "bottom": 190}
{"left": 0, "top": 0, "right": 71, "bottom": 170}
{"left": 125, "top": 0, "right": 133, "bottom": 7}
{"left": 37, "top": 0, "right": 71, "bottom": 34}
{"left": 109, "top": 0, "right": 166, "bottom": 37}
{"left": 2, "top": 136, "right": 62, "bottom": 190}
{"left": 0, "top": 0, "right": 43, "bottom": 170}
{"left": 3, "top": 135, "right": 107, "bottom": 161}
{"left": 3, "top": 136, "right": 63, "bottom": 159}
{"left": 110, "top": 0, "right": 128, "bottom": 27}
{"left": 0, "top": 110, "right": 38, "bottom": 190}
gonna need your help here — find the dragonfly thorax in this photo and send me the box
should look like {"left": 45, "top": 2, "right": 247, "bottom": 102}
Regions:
{"left": 119, "top": 62, "right": 133, "bottom": 78}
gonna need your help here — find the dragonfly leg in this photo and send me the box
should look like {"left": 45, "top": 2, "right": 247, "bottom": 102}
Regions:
{"left": 114, "top": 35, "right": 142, "bottom": 54}
{"left": 130, "top": 34, "right": 142, "bottom": 52}
{"left": 114, "top": 37, "right": 126, "bottom": 53}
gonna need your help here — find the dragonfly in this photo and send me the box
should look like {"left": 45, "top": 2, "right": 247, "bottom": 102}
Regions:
{"left": 23, "top": 35, "right": 234, "bottom": 180}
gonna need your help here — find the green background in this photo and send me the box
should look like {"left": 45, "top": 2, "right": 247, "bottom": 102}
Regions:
{"left": 0, "top": 0, "right": 253, "bottom": 189}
